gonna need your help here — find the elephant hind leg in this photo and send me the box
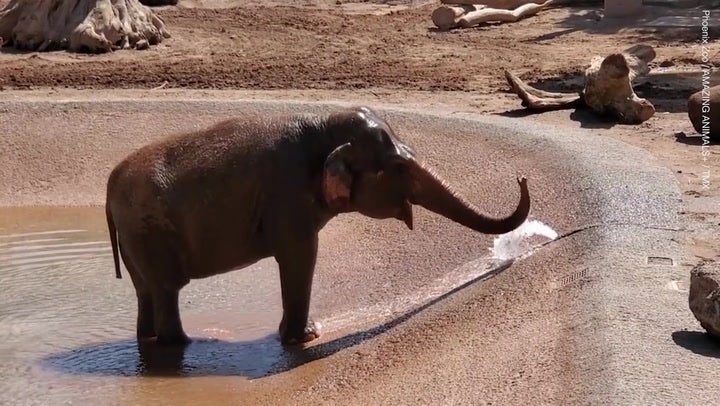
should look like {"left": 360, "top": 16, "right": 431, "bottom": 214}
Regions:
{"left": 119, "top": 232, "right": 190, "bottom": 346}
{"left": 119, "top": 242, "right": 156, "bottom": 340}
{"left": 152, "top": 288, "right": 190, "bottom": 346}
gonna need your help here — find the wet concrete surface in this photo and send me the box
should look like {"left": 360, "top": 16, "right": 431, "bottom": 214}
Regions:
{"left": 0, "top": 97, "right": 713, "bottom": 405}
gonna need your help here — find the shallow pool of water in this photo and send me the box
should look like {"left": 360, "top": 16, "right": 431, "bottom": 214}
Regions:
{"left": 0, "top": 206, "right": 529, "bottom": 405}
{"left": 0, "top": 207, "right": 300, "bottom": 405}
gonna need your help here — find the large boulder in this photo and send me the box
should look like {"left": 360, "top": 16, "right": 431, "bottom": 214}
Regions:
{"left": 688, "top": 85, "right": 720, "bottom": 141}
{"left": 689, "top": 262, "right": 720, "bottom": 339}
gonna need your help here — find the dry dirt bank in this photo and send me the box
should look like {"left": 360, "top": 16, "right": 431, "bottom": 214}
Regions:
{"left": 0, "top": 2, "right": 714, "bottom": 260}
{"left": 0, "top": 2, "right": 713, "bottom": 97}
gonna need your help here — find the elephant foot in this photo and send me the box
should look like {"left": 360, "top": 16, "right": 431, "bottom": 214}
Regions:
{"left": 280, "top": 319, "right": 320, "bottom": 346}
{"left": 136, "top": 322, "right": 156, "bottom": 341}
{"left": 155, "top": 332, "right": 192, "bottom": 347}
{"left": 137, "top": 332, "right": 157, "bottom": 343}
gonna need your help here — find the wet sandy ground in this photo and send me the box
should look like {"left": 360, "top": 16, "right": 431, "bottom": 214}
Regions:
{"left": 1, "top": 96, "right": 718, "bottom": 405}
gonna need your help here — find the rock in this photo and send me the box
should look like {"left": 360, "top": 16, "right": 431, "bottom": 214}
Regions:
{"left": 689, "top": 262, "right": 720, "bottom": 339}
{"left": 688, "top": 85, "right": 720, "bottom": 141}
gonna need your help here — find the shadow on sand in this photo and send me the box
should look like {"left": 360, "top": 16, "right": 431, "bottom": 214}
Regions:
{"left": 674, "top": 132, "right": 719, "bottom": 146}
{"left": 494, "top": 105, "right": 618, "bottom": 129}
{"left": 525, "top": 4, "right": 719, "bottom": 43}
{"left": 671, "top": 330, "right": 720, "bottom": 359}
{"left": 40, "top": 260, "right": 514, "bottom": 379}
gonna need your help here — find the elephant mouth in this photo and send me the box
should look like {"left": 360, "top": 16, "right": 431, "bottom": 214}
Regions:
{"left": 396, "top": 199, "right": 414, "bottom": 230}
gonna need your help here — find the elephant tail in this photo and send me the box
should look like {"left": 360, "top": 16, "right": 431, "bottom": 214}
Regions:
{"left": 106, "top": 203, "right": 122, "bottom": 279}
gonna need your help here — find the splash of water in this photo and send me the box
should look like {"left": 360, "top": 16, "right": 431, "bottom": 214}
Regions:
{"left": 324, "top": 221, "right": 559, "bottom": 332}
{"left": 490, "top": 219, "right": 558, "bottom": 261}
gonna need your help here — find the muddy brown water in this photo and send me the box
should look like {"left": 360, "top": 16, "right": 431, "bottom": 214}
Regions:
{"left": 0, "top": 207, "right": 280, "bottom": 401}
{"left": 0, "top": 206, "right": 522, "bottom": 405}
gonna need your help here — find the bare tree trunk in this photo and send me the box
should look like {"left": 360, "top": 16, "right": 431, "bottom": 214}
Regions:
{"left": 458, "top": 0, "right": 555, "bottom": 28}
{"left": 505, "top": 45, "right": 657, "bottom": 124}
{"left": 432, "top": 4, "right": 480, "bottom": 30}
{"left": 432, "top": 0, "right": 555, "bottom": 29}
{"left": 441, "top": 0, "right": 600, "bottom": 5}
{"left": 0, "top": 0, "right": 170, "bottom": 53}
{"left": 504, "top": 71, "right": 583, "bottom": 111}
{"left": 581, "top": 45, "right": 656, "bottom": 124}
{"left": 441, "top": 0, "right": 544, "bottom": 7}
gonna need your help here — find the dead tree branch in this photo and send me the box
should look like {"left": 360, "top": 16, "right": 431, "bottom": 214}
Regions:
{"left": 505, "top": 45, "right": 657, "bottom": 124}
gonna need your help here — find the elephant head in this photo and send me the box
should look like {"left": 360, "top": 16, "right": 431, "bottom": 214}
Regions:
{"left": 321, "top": 107, "right": 530, "bottom": 234}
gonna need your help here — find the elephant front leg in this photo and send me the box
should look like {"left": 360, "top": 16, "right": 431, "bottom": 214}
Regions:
{"left": 275, "top": 234, "right": 321, "bottom": 346}
{"left": 136, "top": 292, "right": 156, "bottom": 340}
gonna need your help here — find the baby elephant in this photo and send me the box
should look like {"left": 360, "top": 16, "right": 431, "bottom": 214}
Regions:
{"left": 106, "top": 106, "right": 531, "bottom": 346}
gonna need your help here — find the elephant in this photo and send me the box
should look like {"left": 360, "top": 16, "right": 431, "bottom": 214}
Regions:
{"left": 105, "top": 106, "right": 531, "bottom": 347}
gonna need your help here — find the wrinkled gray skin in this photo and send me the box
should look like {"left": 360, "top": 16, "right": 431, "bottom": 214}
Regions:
{"left": 106, "top": 106, "right": 531, "bottom": 347}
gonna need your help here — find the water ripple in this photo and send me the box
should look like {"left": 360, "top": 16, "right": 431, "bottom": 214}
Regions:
{"left": 0, "top": 241, "right": 107, "bottom": 253}
{"left": 0, "top": 238, "right": 66, "bottom": 248}
{"left": 0, "top": 229, "right": 87, "bottom": 240}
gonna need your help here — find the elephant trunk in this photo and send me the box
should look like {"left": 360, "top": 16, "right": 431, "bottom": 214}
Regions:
{"left": 406, "top": 160, "right": 530, "bottom": 235}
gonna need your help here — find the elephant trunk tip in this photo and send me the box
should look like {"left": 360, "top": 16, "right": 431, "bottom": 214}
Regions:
{"left": 409, "top": 160, "right": 531, "bottom": 236}
{"left": 503, "top": 175, "right": 531, "bottom": 233}
{"left": 467, "top": 175, "right": 531, "bottom": 235}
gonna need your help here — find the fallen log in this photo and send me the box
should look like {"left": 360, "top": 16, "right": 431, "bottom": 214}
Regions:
{"left": 441, "top": 0, "right": 544, "bottom": 7}
{"left": 504, "top": 71, "right": 582, "bottom": 110}
{"left": 441, "top": 0, "right": 599, "bottom": 5}
{"left": 505, "top": 44, "right": 657, "bottom": 124}
{"left": 432, "top": 4, "right": 479, "bottom": 30}
{"left": 458, "top": 0, "right": 556, "bottom": 28}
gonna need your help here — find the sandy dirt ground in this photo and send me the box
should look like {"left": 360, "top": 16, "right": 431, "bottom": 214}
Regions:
{"left": 0, "top": 0, "right": 718, "bottom": 404}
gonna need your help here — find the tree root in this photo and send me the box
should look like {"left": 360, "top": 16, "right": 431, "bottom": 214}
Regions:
{"left": 0, "top": 0, "right": 171, "bottom": 53}
{"left": 504, "top": 70, "right": 583, "bottom": 111}
{"left": 505, "top": 45, "right": 657, "bottom": 124}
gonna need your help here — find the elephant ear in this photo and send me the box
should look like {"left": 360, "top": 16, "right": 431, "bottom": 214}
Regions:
{"left": 323, "top": 143, "right": 354, "bottom": 211}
